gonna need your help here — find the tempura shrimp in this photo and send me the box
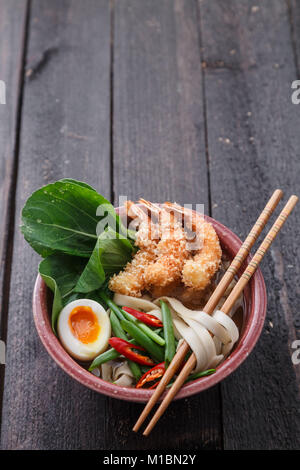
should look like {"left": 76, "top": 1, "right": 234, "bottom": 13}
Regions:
{"left": 139, "top": 200, "right": 189, "bottom": 288}
{"left": 109, "top": 200, "right": 222, "bottom": 300}
{"left": 125, "top": 200, "right": 159, "bottom": 251}
{"left": 164, "top": 202, "right": 222, "bottom": 291}
{"left": 108, "top": 202, "right": 157, "bottom": 297}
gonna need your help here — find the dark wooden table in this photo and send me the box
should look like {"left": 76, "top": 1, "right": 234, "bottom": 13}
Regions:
{"left": 0, "top": 0, "right": 299, "bottom": 450}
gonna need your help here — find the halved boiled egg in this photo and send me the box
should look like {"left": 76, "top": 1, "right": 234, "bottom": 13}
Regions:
{"left": 57, "top": 299, "right": 111, "bottom": 361}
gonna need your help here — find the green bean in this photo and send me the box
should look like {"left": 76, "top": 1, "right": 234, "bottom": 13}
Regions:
{"left": 110, "top": 311, "right": 141, "bottom": 380}
{"left": 166, "top": 369, "right": 216, "bottom": 388}
{"left": 99, "top": 292, "right": 125, "bottom": 322}
{"left": 89, "top": 338, "right": 138, "bottom": 371}
{"left": 186, "top": 369, "right": 216, "bottom": 382}
{"left": 99, "top": 291, "right": 165, "bottom": 346}
{"left": 153, "top": 328, "right": 164, "bottom": 338}
{"left": 160, "top": 300, "right": 176, "bottom": 367}
{"left": 121, "top": 318, "right": 164, "bottom": 363}
{"left": 110, "top": 310, "right": 127, "bottom": 339}
{"left": 121, "top": 308, "right": 165, "bottom": 346}
{"left": 89, "top": 345, "right": 126, "bottom": 370}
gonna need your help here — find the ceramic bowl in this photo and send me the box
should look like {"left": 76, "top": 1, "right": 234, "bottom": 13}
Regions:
{"left": 33, "top": 209, "right": 267, "bottom": 403}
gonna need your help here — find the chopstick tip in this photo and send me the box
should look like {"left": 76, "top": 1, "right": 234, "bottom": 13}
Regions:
{"left": 288, "top": 194, "right": 299, "bottom": 208}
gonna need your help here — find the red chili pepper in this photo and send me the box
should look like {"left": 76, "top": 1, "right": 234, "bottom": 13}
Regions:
{"left": 136, "top": 362, "right": 165, "bottom": 389}
{"left": 122, "top": 306, "right": 163, "bottom": 328}
{"left": 108, "top": 337, "right": 155, "bottom": 366}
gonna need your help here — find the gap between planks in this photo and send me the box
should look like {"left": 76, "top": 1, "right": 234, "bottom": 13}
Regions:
{"left": 0, "top": 0, "right": 31, "bottom": 436}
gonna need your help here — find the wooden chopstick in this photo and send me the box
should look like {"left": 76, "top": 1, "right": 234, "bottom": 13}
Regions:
{"left": 133, "top": 189, "right": 283, "bottom": 432}
{"left": 143, "top": 194, "right": 298, "bottom": 436}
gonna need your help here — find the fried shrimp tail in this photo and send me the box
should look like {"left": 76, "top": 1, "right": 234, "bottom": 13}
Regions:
{"left": 108, "top": 250, "right": 156, "bottom": 297}
{"left": 109, "top": 199, "right": 222, "bottom": 300}
{"left": 139, "top": 200, "right": 189, "bottom": 288}
{"left": 108, "top": 201, "right": 157, "bottom": 297}
{"left": 125, "top": 200, "right": 159, "bottom": 250}
{"left": 164, "top": 202, "right": 222, "bottom": 291}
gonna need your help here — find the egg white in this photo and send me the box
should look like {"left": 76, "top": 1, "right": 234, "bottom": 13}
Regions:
{"left": 57, "top": 299, "right": 111, "bottom": 361}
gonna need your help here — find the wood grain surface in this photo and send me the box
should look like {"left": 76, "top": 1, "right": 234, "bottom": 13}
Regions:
{"left": 0, "top": 0, "right": 29, "bottom": 441}
{"left": 0, "top": 0, "right": 299, "bottom": 450}
{"left": 199, "top": 0, "right": 300, "bottom": 449}
{"left": 109, "top": 0, "right": 221, "bottom": 450}
{"left": 0, "top": 0, "right": 111, "bottom": 450}
{"left": 0, "top": 0, "right": 28, "bottom": 371}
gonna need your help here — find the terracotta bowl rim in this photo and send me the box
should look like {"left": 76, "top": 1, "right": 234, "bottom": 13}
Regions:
{"left": 32, "top": 212, "right": 267, "bottom": 403}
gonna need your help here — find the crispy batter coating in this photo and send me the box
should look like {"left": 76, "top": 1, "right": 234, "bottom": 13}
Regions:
{"left": 108, "top": 200, "right": 222, "bottom": 299}
{"left": 108, "top": 250, "right": 156, "bottom": 297}
{"left": 182, "top": 219, "right": 222, "bottom": 290}
{"left": 143, "top": 202, "right": 189, "bottom": 287}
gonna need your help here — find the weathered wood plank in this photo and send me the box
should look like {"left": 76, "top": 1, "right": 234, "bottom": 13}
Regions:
{"left": 0, "top": 0, "right": 29, "bottom": 440}
{"left": 1, "top": 0, "right": 111, "bottom": 450}
{"left": 0, "top": 0, "right": 28, "bottom": 359}
{"left": 109, "top": 0, "right": 221, "bottom": 450}
{"left": 113, "top": 0, "right": 209, "bottom": 206}
{"left": 288, "top": 0, "right": 300, "bottom": 73}
{"left": 199, "top": 0, "right": 300, "bottom": 449}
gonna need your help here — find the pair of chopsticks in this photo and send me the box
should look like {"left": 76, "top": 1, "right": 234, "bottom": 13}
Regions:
{"left": 133, "top": 190, "right": 298, "bottom": 436}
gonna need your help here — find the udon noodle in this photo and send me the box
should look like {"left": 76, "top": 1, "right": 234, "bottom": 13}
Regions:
{"left": 94, "top": 266, "right": 243, "bottom": 385}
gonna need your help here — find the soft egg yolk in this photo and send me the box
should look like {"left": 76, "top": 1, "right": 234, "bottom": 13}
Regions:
{"left": 69, "top": 306, "right": 100, "bottom": 344}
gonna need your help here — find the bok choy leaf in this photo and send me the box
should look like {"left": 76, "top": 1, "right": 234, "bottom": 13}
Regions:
{"left": 25, "top": 179, "right": 137, "bottom": 331}
{"left": 21, "top": 180, "right": 123, "bottom": 258}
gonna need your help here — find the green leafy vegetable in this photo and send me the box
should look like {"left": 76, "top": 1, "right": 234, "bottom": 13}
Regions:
{"left": 59, "top": 179, "right": 97, "bottom": 192}
{"left": 73, "top": 237, "right": 105, "bottom": 293}
{"left": 39, "top": 254, "right": 86, "bottom": 329}
{"left": 40, "top": 271, "right": 63, "bottom": 332}
{"left": 39, "top": 235, "right": 134, "bottom": 332}
{"left": 21, "top": 180, "right": 121, "bottom": 258}
{"left": 21, "top": 179, "right": 138, "bottom": 332}
{"left": 74, "top": 228, "right": 135, "bottom": 294}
